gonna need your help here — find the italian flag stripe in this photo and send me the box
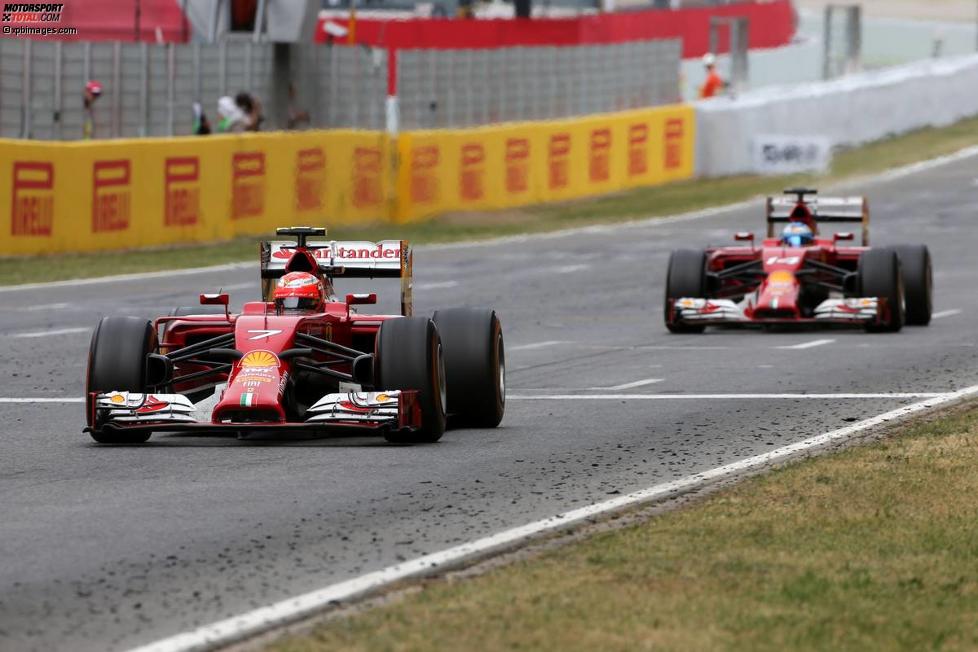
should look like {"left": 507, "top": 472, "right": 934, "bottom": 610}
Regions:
{"left": 240, "top": 393, "right": 254, "bottom": 407}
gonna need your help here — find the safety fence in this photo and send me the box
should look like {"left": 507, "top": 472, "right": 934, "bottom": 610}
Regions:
{"left": 0, "top": 39, "right": 388, "bottom": 140}
{"left": 0, "top": 36, "right": 681, "bottom": 139}
{"left": 0, "top": 103, "right": 695, "bottom": 255}
{"left": 396, "top": 40, "right": 681, "bottom": 129}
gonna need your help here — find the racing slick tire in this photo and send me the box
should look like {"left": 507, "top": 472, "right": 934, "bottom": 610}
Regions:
{"left": 894, "top": 244, "right": 932, "bottom": 326}
{"left": 859, "top": 248, "right": 905, "bottom": 333}
{"left": 664, "top": 249, "right": 707, "bottom": 334}
{"left": 86, "top": 316, "right": 157, "bottom": 444}
{"left": 375, "top": 317, "right": 447, "bottom": 444}
{"left": 432, "top": 308, "right": 505, "bottom": 428}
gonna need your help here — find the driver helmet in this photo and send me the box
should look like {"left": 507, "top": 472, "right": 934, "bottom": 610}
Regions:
{"left": 781, "top": 222, "right": 814, "bottom": 247}
{"left": 274, "top": 272, "right": 326, "bottom": 313}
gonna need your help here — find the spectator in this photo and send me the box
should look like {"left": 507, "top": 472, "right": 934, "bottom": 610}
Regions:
{"left": 193, "top": 101, "right": 211, "bottom": 135}
{"left": 235, "top": 91, "right": 264, "bottom": 131}
{"left": 216, "top": 96, "right": 247, "bottom": 133}
{"left": 83, "top": 80, "right": 102, "bottom": 139}
{"left": 699, "top": 53, "right": 725, "bottom": 99}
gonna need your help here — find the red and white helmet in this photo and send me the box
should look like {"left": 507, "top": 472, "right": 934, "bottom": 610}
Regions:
{"left": 273, "top": 272, "right": 326, "bottom": 313}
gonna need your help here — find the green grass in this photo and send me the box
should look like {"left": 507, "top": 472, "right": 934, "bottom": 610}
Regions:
{"left": 6, "top": 115, "right": 978, "bottom": 286}
{"left": 269, "top": 403, "right": 978, "bottom": 652}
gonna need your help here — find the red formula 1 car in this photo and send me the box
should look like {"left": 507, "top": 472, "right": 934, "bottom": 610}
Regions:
{"left": 84, "top": 227, "right": 505, "bottom": 444}
{"left": 664, "top": 188, "right": 933, "bottom": 333}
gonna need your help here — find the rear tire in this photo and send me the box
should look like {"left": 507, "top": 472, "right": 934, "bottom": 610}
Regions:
{"left": 87, "top": 316, "right": 156, "bottom": 443}
{"left": 375, "top": 317, "right": 447, "bottom": 443}
{"left": 664, "top": 249, "right": 707, "bottom": 334}
{"left": 432, "top": 308, "right": 505, "bottom": 428}
{"left": 859, "top": 248, "right": 905, "bottom": 333}
{"left": 894, "top": 244, "right": 932, "bottom": 326}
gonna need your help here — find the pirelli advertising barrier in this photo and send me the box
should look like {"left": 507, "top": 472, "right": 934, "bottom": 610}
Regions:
{"left": 394, "top": 105, "right": 694, "bottom": 221}
{"left": 0, "top": 130, "right": 391, "bottom": 256}
{"left": 0, "top": 104, "right": 693, "bottom": 255}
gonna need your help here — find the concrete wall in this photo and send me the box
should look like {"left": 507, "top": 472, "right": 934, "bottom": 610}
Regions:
{"left": 695, "top": 53, "right": 978, "bottom": 177}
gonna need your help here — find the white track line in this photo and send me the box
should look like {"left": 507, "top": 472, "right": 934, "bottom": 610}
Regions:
{"left": 509, "top": 392, "right": 945, "bottom": 400}
{"left": 589, "top": 378, "right": 664, "bottom": 391}
{"left": 777, "top": 338, "right": 835, "bottom": 350}
{"left": 0, "top": 262, "right": 251, "bottom": 293}
{"left": 509, "top": 340, "right": 569, "bottom": 351}
{"left": 23, "top": 302, "right": 72, "bottom": 311}
{"left": 127, "top": 384, "right": 978, "bottom": 652}
{"left": 415, "top": 281, "right": 460, "bottom": 291}
{"left": 0, "top": 397, "right": 84, "bottom": 403}
{"left": 10, "top": 327, "right": 91, "bottom": 339}
{"left": 932, "top": 309, "right": 962, "bottom": 320}
{"left": 8, "top": 145, "right": 977, "bottom": 295}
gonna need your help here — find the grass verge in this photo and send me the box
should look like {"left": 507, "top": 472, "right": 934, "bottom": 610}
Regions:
{"left": 269, "top": 401, "right": 978, "bottom": 652}
{"left": 6, "top": 115, "right": 978, "bottom": 286}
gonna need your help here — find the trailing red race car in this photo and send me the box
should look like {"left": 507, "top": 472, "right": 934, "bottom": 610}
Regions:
{"left": 85, "top": 227, "right": 505, "bottom": 444}
{"left": 664, "top": 188, "right": 933, "bottom": 333}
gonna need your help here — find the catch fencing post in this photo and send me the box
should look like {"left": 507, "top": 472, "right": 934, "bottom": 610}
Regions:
{"left": 20, "top": 40, "right": 32, "bottom": 138}
{"left": 167, "top": 43, "right": 176, "bottom": 136}
{"left": 112, "top": 41, "right": 122, "bottom": 137}
{"left": 54, "top": 41, "right": 63, "bottom": 139}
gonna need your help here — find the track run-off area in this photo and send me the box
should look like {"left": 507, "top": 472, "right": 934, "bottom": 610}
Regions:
{"left": 2, "top": 150, "right": 978, "bottom": 651}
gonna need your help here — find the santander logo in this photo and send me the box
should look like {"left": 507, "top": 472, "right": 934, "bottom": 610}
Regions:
{"left": 272, "top": 244, "right": 400, "bottom": 261}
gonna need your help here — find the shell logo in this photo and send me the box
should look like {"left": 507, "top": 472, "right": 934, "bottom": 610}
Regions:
{"left": 375, "top": 393, "right": 390, "bottom": 403}
{"left": 768, "top": 271, "right": 796, "bottom": 285}
{"left": 240, "top": 350, "right": 279, "bottom": 369}
{"left": 110, "top": 393, "right": 126, "bottom": 404}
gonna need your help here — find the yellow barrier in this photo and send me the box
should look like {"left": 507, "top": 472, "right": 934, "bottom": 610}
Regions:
{"left": 393, "top": 104, "right": 695, "bottom": 221}
{"left": 0, "top": 130, "right": 391, "bottom": 255}
{"left": 0, "top": 104, "right": 694, "bottom": 255}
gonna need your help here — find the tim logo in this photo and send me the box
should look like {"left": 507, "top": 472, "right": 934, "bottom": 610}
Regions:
{"left": 410, "top": 146, "right": 439, "bottom": 204}
{"left": 459, "top": 144, "right": 485, "bottom": 202}
{"left": 505, "top": 138, "right": 529, "bottom": 194}
{"left": 665, "top": 118, "right": 684, "bottom": 170}
{"left": 164, "top": 157, "right": 199, "bottom": 227}
{"left": 10, "top": 161, "right": 54, "bottom": 237}
{"left": 589, "top": 128, "right": 611, "bottom": 183}
{"left": 628, "top": 124, "right": 648, "bottom": 177}
{"left": 295, "top": 148, "right": 325, "bottom": 212}
{"left": 548, "top": 134, "right": 571, "bottom": 190}
{"left": 231, "top": 152, "right": 265, "bottom": 219}
{"left": 352, "top": 147, "right": 382, "bottom": 208}
{"left": 92, "top": 160, "right": 130, "bottom": 233}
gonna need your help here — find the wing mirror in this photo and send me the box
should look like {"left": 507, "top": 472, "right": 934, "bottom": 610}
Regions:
{"left": 346, "top": 293, "right": 377, "bottom": 306}
{"left": 200, "top": 293, "right": 229, "bottom": 306}
{"left": 734, "top": 232, "right": 755, "bottom": 243}
{"left": 834, "top": 232, "right": 854, "bottom": 242}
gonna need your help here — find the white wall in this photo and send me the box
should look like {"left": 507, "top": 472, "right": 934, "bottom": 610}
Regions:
{"left": 695, "top": 53, "right": 978, "bottom": 177}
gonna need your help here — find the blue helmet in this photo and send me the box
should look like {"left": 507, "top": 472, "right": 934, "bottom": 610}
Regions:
{"left": 781, "top": 223, "right": 814, "bottom": 247}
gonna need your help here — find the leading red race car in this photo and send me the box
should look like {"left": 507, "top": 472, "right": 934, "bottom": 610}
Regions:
{"left": 664, "top": 188, "right": 933, "bottom": 333}
{"left": 85, "top": 227, "right": 505, "bottom": 444}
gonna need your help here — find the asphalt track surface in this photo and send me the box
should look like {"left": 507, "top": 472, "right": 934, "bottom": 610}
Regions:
{"left": 2, "top": 155, "right": 978, "bottom": 652}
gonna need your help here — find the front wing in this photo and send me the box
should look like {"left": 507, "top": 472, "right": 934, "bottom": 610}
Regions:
{"left": 671, "top": 297, "right": 884, "bottom": 326}
{"left": 85, "top": 390, "right": 421, "bottom": 436}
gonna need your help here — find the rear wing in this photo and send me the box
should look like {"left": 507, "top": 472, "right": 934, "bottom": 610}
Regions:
{"left": 260, "top": 239, "right": 414, "bottom": 316}
{"left": 766, "top": 193, "right": 869, "bottom": 245}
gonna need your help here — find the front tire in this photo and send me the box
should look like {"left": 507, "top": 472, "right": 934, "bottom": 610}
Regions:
{"left": 859, "top": 248, "right": 905, "bottom": 333}
{"left": 375, "top": 317, "right": 447, "bottom": 443}
{"left": 894, "top": 244, "right": 932, "bottom": 326}
{"left": 432, "top": 308, "right": 505, "bottom": 428}
{"left": 87, "top": 316, "right": 156, "bottom": 443}
{"left": 664, "top": 249, "right": 707, "bottom": 334}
